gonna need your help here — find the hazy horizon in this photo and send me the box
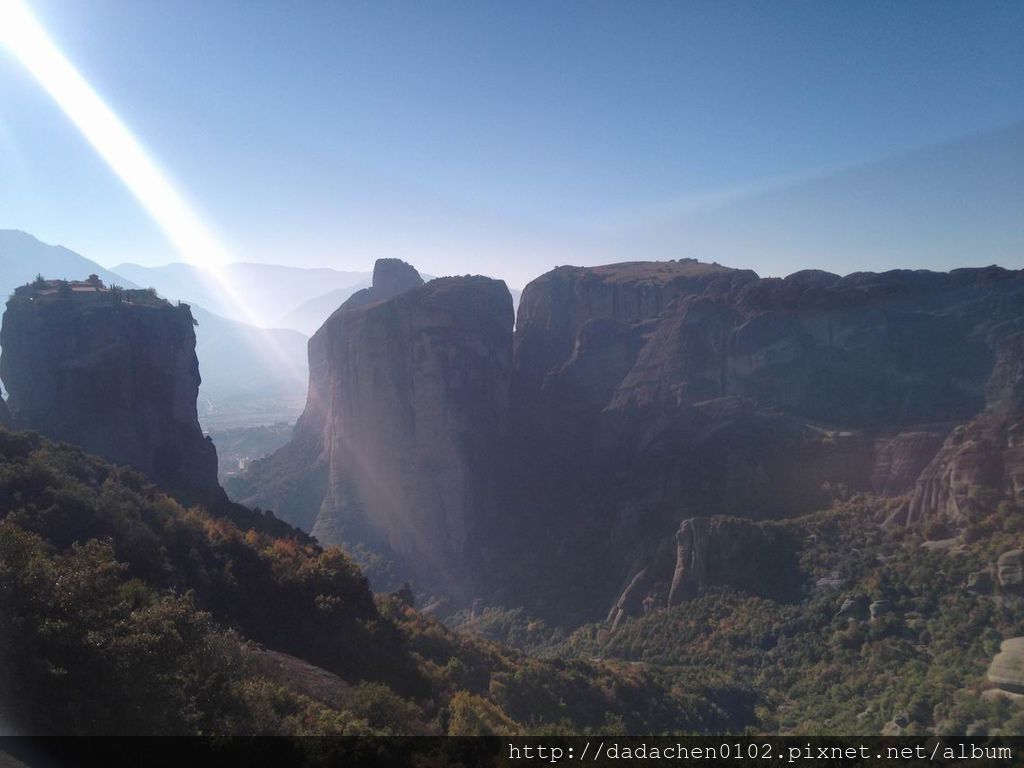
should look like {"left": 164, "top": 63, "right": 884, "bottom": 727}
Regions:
{"left": 1, "top": 1, "right": 1021, "bottom": 288}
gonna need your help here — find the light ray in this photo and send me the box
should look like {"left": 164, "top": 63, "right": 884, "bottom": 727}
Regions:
{"left": 0, "top": 0, "right": 306, "bottom": 385}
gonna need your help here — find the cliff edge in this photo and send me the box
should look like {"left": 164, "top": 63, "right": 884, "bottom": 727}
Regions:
{"left": 0, "top": 277, "right": 223, "bottom": 506}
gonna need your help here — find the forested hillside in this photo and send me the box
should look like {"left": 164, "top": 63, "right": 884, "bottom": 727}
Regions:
{"left": 0, "top": 427, "right": 742, "bottom": 736}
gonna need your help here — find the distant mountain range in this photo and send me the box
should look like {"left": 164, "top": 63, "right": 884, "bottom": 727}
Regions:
{"left": 0, "top": 230, "right": 310, "bottom": 428}
{"left": 0, "top": 230, "right": 138, "bottom": 297}
{"left": 280, "top": 280, "right": 371, "bottom": 336}
{"left": 110, "top": 260, "right": 371, "bottom": 331}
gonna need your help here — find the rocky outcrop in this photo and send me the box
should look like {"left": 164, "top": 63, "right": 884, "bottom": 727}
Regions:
{"left": 606, "top": 516, "right": 799, "bottom": 629}
{"left": 836, "top": 595, "right": 870, "bottom": 621}
{"left": 240, "top": 258, "right": 1024, "bottom": 620}
{"left": 997, "top": 550, "right": 1024, "bottom": 600}
{"left": 903, "top": 409, "right": 1022, "bottom": 527}
{"left": 870, "top": 430, "right": 949, "bottom": 496}
{"left": 905, "top": 331, "right": 1024, "bottom": 528}
{"left": 512, "top": 260, "right": 754, "bottom": 403}
{"left": 303, "top": 258, "right": 425, "bottom": 439}
{"left": 516, "top": 265, "right": 1020, "bottom": 432}
{"left": 988, "top": 638, "right": 1024, "bottom": 695}
{"left": 245, "top": 260, "right": 513, "bottom": 593}
{"left": 312, "top": 275, "right": 513, "bottom": 593}
{"left": 869, "top": 600, "right": 894, "bottom": 620}
{"left": 668, "top": 516, "right": 798, "bottom": 603}
{"left": 235, "top": 260, "right": 427, "bottom": 533}
{"left": 499, "top": 262, "right": 1024, "bottom": 620}
{"left": 0, "top": 279, "right": 222, "bottom": 505}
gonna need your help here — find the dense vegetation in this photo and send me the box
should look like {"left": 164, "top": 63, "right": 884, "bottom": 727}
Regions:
{"left": 6, "top": 422, "right": 1021, "bottom": 737}
{"left": 452, "top": 495, "right": 1024, "bottom": 736}
{"left": 0, "top": 427, "right": 740, "bottom": 736}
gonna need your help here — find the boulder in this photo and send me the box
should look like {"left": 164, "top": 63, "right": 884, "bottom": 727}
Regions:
{"left": 997, "top": 550, "right": 1024, "bottom": 592}
{"left": 988, "top": 638, "right": 1024, "bottom": 694}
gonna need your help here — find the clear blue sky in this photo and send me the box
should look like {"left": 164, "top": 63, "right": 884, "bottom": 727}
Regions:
{"left": 1, "top": 0, "right": 1022, "bottom": 287}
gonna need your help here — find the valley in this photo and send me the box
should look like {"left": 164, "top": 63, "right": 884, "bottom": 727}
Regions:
{"left": 0, "top": 240, "right": 1022, "bottom": 739}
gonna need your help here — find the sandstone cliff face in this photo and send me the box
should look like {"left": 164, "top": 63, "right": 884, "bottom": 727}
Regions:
{"left": 870, "top": 430, "right": 950, "bottom": 496}
{"left": 904, "top": 330, "right": 1024, "bottom": 527}
{"left": 313, "top": 278, "right": 512, "bottom": 593}
{"left": 241, "top": 258, "right": 1024, "bottom": 622}
{"left": 243, "top": 260, "right": 513, "bottom": 593}
{"left": 311, "top": 275, "right": 513, "bottom": 592}
{"left": 520, "top": 265, "right": 1011, "bottom": 428}
{"left": 500, "top": 262, "right": 1024, "bottom": 621}
{"left": 301, "top": 258, "right": 425, "bottom": 444}
{"left": 236, "top": 259, "right": 426, "bottom": 533}
{"left": 0, "top": 282, "right": 222, "bottom": 505}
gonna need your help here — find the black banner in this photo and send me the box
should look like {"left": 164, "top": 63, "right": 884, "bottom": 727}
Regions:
{"left": 2, "top": 737, "right": 1024, "bottom": 768}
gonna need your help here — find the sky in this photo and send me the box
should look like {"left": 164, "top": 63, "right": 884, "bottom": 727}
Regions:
{"left": 0, "top": 0, "right": 1022, "bottom": 288}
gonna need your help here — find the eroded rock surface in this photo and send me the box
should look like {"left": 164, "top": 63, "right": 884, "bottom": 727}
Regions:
{"left": 501, "top": 262, "right": 1024, "bottom": 620}
{"left": 988, "top": 638, "right": 1024, "bottom": 695}
{"left": 240, "top": 258, "right": 1024, "bottom": 619}
{"left": 236, "top": 259, "right": 427, "bottom": 533}
{"left": 243, "top": 261, "right": 513, "bottom": 593}
{"left": 313, "top": 275, "right": 512, "bottom": 592}
{"left": 0, "top": 279, "right": 222, "bottom": 505}
{"left": 606, "top": 516, "right": 799, "bottom": 628}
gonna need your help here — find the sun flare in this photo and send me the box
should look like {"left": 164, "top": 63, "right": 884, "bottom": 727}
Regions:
{"left": 0, "top": 0, "right": 228, "bottom": 269}
{"left": 0, "top": 0, "right": 307, "bottom": 388}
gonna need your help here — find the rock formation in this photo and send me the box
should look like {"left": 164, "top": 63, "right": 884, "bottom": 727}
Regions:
{"left": 241, "top": 260, "right": 513, "bottom": 594}
{"left": 312, "top": 275, "right": 512, "bottom": 593}
{"left": 904, "top": 330, "right": 1024, "bottom": 528}
{"left": 234, "top": 259, "right": 427, "bottom": 533}
{"left": 669, "top": 516, "right": 797, "bottom": 603}
{"left": 606, "top": 516, "right": 799, "bottom": 629}
{"left": 499, "top": 262, "right": 1024, "bottom": 620}
{"left": 0, "top": 278, "right": 223, "bottom": 506}
{"left": 240, "top": 258, "right": 1024, "bottom": 620}
{"left": 870, "top": 431, "right": 950, "bottom": 496}
{"left": 997, "top": 550, "right": 1024, "bottom": 602}
{"left": 988, "top": 638, "right": 1024, "bottom": 695}
{"left": 0, "top": 397, "right": 10, "bottom": 427}
{"left": 869, "top": 600, "right": 894, "bottom": 620}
